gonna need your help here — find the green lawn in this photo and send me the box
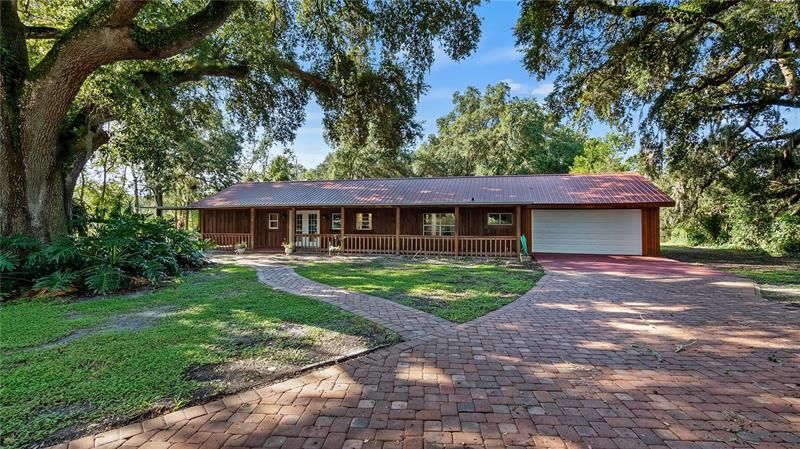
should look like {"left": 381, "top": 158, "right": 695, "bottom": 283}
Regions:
{"left": 0, "top": 265, "right": 398, "bottom": 449}
{"left": 294, "top": 258, "right": 541, "bottom": 323}
{"left": 662, "top": 245, "right": 800, "bottom": 303}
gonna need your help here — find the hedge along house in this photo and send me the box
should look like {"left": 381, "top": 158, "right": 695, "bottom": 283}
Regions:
{"left": 190, "top": 173, "right": 674, "bottom": 257}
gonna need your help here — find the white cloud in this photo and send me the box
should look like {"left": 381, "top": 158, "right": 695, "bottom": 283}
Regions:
{"left": 531, "top": 82, "right": 554, "bottom": 97}
{"left": 500, "top": 78, "right": 530, "bottom": 95}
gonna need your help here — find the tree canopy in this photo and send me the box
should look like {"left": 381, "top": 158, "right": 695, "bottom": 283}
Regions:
{"left": 1, "top": 0, "right": 481, "bottom": 240}
{"left": 310, "top": 134, "right": 413, "bottom": 179}
{"left": 515, "top": 0, "right": 799, "bottom": 236}
{"left": 413, "top": 83, "right": 586, "bottom": 176}
{"left": 570, "top": 133, "right": 632, "bottom": 174}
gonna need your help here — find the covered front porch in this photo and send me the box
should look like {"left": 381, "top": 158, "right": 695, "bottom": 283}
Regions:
{"left": 199, "top": 206, "right": 527, "bottom": 257}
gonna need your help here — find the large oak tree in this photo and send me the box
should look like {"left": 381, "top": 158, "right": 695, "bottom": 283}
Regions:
{"left": 0, "top": 0, "right": 480, "bottom": 241}
{"left": 413, "top": 83, "right": 585, "bottom": 176}
{"left": 515, "top": 0, "right": 799, "bottom": 218}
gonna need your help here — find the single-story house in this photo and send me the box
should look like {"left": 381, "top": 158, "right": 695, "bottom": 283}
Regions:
{"left": 190, "top": 173, "right": 674, "bottom": 257}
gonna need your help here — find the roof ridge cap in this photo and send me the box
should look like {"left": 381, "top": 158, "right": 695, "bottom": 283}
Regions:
{"left": 228, "top": 172, "right": 644, "bottom": 186}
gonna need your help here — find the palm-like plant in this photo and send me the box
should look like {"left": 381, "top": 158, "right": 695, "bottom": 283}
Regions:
{"left": 1, "top": 211, "right": 208, "bottom": 300}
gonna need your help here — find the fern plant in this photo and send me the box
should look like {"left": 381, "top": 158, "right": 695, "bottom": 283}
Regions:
{"left": 0, "top": 250, "right": 19, "bottom": 272}
{"left": 38, "top": 237, "right": 79, "bottom": 265}
{"left": 32, "top": 271, "right": 79, "bottom": 296}
{"left": 2, "top": 210, "right": 207, "bottom": 300}
{"left": 84, "top": 265, "right": 126, "bottom": 295}
{"left": 142, "top": 261, "right": 167, "bottom": 284}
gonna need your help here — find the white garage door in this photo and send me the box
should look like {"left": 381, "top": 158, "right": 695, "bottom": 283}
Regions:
{"left": 532, "top": 209, "right": 642, "bottom": 255}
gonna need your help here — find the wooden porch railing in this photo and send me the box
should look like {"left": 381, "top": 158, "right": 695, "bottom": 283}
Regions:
{"left": 399, "top": 235, "right": 455, "bottom": 255}
{"left": 293, "top": 234, "right": 342, "bottom": 253}
{"left": 345, "top": 234, "right": 396, "bottom": 254}
{"left": 292, "top": 234, "right": 516, "bottom": 257}
{"left": 203, "top": 233, "right": 252, "bottom": 251}
{"left": 203, "top": 232, "right": 518, "bottom": 257}
{"left": 459, "top": 236, "right": 517, "bottom": 257}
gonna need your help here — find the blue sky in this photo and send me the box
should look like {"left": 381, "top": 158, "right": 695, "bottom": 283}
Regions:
{"left": 290, "top": 1, "right": 574, "bottom": 168}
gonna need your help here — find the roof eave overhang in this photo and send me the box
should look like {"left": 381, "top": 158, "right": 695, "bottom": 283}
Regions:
{"left": 192, "top": 201, "right": 676, "bottom": 209}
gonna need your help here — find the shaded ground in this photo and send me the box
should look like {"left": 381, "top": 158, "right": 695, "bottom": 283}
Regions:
{"left": 0, "top": 265, "right": 398, "bottom": 449}
{"left": 662, "top": 244, "right": 800, "bottom": 303}
{"left": 52, "top": 254, "right": 800, "bottom": 449}
{"left": 292, "top": 256, "right": 542, "bottom": 323}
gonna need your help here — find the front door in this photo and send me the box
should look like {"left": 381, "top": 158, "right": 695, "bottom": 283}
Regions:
{"left": 295, "top": 210, "right": 320, "bottom": 247}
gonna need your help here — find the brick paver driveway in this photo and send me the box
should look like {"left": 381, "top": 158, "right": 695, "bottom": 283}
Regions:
{"left": 54, "top": 254, "right": 799, "bottom": 449}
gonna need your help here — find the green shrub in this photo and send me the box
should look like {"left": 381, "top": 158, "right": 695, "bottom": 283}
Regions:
{"left": 766, "top": 214, "right": 800, "bottom": 256}
{"left": 0, "top": 212, "right": 209, "bottom": 299}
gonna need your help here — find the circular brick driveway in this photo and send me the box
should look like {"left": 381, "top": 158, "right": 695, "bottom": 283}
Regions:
{"left": 53, "top": 254, "right": 800, "bottom": 449}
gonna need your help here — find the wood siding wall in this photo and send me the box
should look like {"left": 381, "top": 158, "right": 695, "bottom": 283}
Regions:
{"left": 399, "top": 207, "right": 517, "bottom": 235}
{"left": 344, "top": 208, "right": 396, "bottom": 234}
{"left": 457, "top": 207, "right": 516, "bottom": 236}
{"left": 255, "top": 209, "right": 288, "bottom": 249}
{"left": 522, "top": 206, "right": 533, "bottom": 254}
{"left": 641, "top": 207, "right": 660, "bottom": 256}
{"left": 200, "top": 209, "right": 250, "bottom": 234}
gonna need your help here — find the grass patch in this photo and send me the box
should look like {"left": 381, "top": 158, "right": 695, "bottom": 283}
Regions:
{"left": 294, "top": 257, "right": 541, "bottom": 323}
{"left": 0, "top": 265, "right": 398, "bottom": 449}
{"left": 662, "top": 245, "right": 800, "bottom": 303}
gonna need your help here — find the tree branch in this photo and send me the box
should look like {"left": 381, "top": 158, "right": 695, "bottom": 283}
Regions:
{"left": 129, "top": 1, "right": 242, "bottom": 59}
{"left": 582, "top": 0, "right": 668, "bottom": 19}
{"left": 275, "top": 60, "right": 342, "bottom": 97}
{"left": 691, "top": 53, "right": 750, "bottom": 91}
{"left": 582, "top": 0, "right": 741, "bottom": 24}
{"left": 138, "top": 58, "right": 343, "bottom": 98}
{"left": 139, "top": 63, "right": 250, "bottom": 87}
{"left": 28, "top": 0, "right": 150, "bottom": 78}
{"left": 106, "top": 0, "right": 150, "bottom": 27}
{"left": 710, "top": 97, "right": 800, "bottom": 111}
{"left": 1, "top": 0, "right": 29, "bottom": 81}
{"left": 751, "top": 128, "right": 800, "bottom": 143}
{"left": 777, "top": 58, "right": 798, "bottom": 96}
{"left": 24, "top": 25, "right": 62, "bottom": 39}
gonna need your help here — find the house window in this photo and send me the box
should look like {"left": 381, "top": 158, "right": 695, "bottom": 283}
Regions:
{"left": 356, "top": 213, "right": 372, "bottom": 230}
{"left": 331, "top": 212, "right": 342, "bottom": 230}
{"left": 268, "top": 213, "right": 279, "bottom": 230}
{"left": 423, "top": 213, "right": 456, "bottom": 236}
{"left": 487, "top": 212, "right": 513, "bottom": 226}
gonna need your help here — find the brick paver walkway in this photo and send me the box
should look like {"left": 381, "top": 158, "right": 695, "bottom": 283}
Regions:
{"left": 252, "top": 260, "right": 453, "bottom": 340}
{"left": 50, "top": 255, "right": 800, "bottom": 449}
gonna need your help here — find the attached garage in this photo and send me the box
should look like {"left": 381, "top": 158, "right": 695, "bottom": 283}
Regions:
{"left": 531, "top": 209, "right": 659, "bottom": 256}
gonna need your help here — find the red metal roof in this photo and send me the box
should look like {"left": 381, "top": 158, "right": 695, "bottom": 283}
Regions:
{"left": 191, "top": 174, "right": 674, "bottom": 208}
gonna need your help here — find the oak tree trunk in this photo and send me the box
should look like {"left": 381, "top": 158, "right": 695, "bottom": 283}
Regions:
{"left": 0, "top": 0, "right": 240, "bottom": 241}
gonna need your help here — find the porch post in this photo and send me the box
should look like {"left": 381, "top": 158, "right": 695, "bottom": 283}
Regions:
{"left": 454, "top": 206, "right": 460, "bottom": 257}
{"left": 289, "top": 208, "right": 295, "bottom": 245}
{"left": 340, "top": 206, "right": 346, "bottom": 251}
{"left": 515, "top": 205, "right": 521, "bottom": 257}
{"left": 395, "top": 206, "right": 400, "bottom": 255}
{"left": 249, "top": 207, "right": 255, "bottom": 250}
{"left": 198, "top": 209, "right": 204, "bottom": 235}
